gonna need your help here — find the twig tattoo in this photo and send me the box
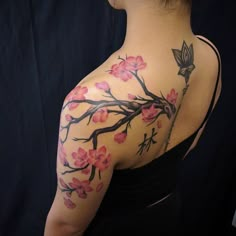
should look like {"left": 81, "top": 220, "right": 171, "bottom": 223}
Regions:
{"left": 57, "top": 42, "right": 194, "bottom": 209}
{"left": 164, "top": 41, "right": 196, "bottom": 151}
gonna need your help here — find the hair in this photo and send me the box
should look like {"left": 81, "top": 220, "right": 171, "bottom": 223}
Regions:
{"left": 108, "top": 0, "right": 192, "bottom": 11}
{"left": 160, "top": 0, "right": 192, "bottom": 5}
{"left": 160, "top": 0, "right": 192, "bottom": 10}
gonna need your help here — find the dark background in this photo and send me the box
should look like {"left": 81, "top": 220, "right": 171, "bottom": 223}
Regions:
{"left": 0, "top": 0, "right": 235, "bottom": 235}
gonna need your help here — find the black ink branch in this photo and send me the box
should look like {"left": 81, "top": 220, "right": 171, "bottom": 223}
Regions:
{"left": 61, "top": 68, "right": 176, "bottom": 149}
{"left": 164, "top": 41, "right": 196, "bottom": 152}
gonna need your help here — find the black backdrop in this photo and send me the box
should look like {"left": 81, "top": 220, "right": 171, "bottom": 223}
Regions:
{"left": 0, "top": 1, "right": 235, "bottom": 235}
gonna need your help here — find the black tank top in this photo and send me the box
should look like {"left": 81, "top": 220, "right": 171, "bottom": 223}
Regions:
{"left": 84, "top": 37, "right": 221, "bottom": 235}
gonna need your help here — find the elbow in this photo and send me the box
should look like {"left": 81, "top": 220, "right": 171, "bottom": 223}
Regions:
{"left": 44, "top": 215, "right": 84, "bottom": 236}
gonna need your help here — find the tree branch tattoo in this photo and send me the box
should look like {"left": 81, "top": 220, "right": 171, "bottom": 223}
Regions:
{"left": 57, "top": 54, "right": 182, "bottom": 209}
{"left": 164, "top": 41, "right": 196, "bottom": 151}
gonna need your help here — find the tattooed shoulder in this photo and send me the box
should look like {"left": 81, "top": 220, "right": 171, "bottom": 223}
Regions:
{"left": 57, "top": 42, "right": 195, "bottom": 208}
{"left": 61, "top": 54, "right": 180, "bottom": 153}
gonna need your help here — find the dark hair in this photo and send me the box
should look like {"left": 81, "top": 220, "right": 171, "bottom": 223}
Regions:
{"left": 160, "top": 0, "right": 192, "bottom": 9}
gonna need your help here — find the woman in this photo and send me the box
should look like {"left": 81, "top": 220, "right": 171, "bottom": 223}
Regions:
{"left": 44, "top": 0, "right": 222, "bottom": 235}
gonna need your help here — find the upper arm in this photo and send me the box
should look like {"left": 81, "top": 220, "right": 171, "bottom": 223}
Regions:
{"left": 47, "top": 84, "right": 119, "bottom": 233}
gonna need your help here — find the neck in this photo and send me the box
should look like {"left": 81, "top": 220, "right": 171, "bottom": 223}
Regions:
{"left": 120, "top": 4, "right": 193, "bottom": 52}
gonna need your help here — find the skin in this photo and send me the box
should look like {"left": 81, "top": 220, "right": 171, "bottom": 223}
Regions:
{"left": 44, "top": 1, "right": 222, "bottom": 235}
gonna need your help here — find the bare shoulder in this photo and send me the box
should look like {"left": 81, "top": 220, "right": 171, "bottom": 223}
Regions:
{"left": 61, "top": 54, "right": 184, "bottom": 169}
{"left": 196, "top": 35, "right": 221, "bottom": 55}
{"left": 195, "top": 35, "right": 222, "bottom": 76}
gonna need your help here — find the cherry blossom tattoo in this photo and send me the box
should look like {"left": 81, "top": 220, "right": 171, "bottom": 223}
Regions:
{"left": 58, "top": 55, "right": 180, "bottom": 209}
{"left": 164, "top": 41, "right": 196, "bottom": 151}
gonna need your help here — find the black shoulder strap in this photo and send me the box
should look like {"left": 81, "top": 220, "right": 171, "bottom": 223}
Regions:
{"left": 196, "top": 36, "right": 221, "bottom": 129}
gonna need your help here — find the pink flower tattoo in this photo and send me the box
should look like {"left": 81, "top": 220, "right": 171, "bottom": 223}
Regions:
{"left": 95, "top": 81, "right": 110, "bottom": 93}
{"left": 65, "top": 86, "right": 88, "bottom": 110}
{"left": 88, "top": 146, "right": 111, "bottom": 171}
{"left": 72, "top": 147, "right": 88, "bottom": 168}
{"left": 92, "top": 108, "right": 109, "bottom": 123}
{"left": 109, "top": 61, "right": 133, "bottom": 81}
{"left": 128, "top": 93, "right": 137, "bottom": 100}
{"left": 114, "top": 132, "right": 127, "bottom": 144}
{"left": 59, "top": 177, "right": 68, "bottom": 189}
{"left": 109, "top": 56, "right": 147, "bottom": 81}
{"left": 64, "top": 198, "right": 76, "bottom": 209}
{"left": 96, "top": 182, "right": 104, "bottom": 192}
{"left": 81, "top": 166, "right": 91, "bottom": 175}
{"left": 142, "top": 104, "right": 161, "bottom": 123}
{"left": 167, "top": 89, "right": 178, "bottom": 105}
{"left": 69, "top": 178, "right": 93, "bottom": 199}
{"left": 125, "top": 56, "right": 147, "bottom": 71}
{"left": 65, "top": 114, "right": 73, "bottom": 122}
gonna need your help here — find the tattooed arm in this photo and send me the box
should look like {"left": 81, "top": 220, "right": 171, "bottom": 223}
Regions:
{"left": 44, "top": 52, "right": 184, "bottom": 235}
{"left": 44, "top": 84, "right": 120, "bottom": 236}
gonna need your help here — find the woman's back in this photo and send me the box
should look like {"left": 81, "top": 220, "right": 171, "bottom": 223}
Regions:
{"left": 82, "top": 35, "right": 222, "bottom": 235}
{"left": 78, "top": 35, "right": 221, "bottom": 170}
{"left": 44, "top": 1, "right": 222, "bottom": 235}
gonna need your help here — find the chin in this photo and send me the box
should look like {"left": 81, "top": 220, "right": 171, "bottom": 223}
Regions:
{"left": 107, "top": 0, "right": 124, "bottom": 10}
